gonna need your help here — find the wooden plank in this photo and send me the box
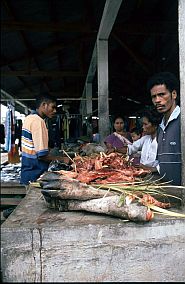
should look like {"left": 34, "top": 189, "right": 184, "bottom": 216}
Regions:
{"left": 1, "top": 182, "right": 25, "bottom": 187}
{"left": 1, "top": 187, "right": 26, "bottom": 195}
{"left": 1, "top": 198, "right": 23, "bottom": 206}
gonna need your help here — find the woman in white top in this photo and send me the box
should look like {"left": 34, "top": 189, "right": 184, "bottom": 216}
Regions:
{"left": 128, "top": 109, "right": 162, "bottom": 172}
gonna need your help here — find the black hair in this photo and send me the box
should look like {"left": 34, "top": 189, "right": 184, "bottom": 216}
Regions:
{"left": 146, "top": 71, "right": 180, "bottom": 102}
{"left": 35, "top": 93, "right": 57, "bottom": 109}
{"left": 141, "top": 108, "right": 162, "bottom": 127}
{"left": 113, "top": 115, "right": 124, "bottom": 123}
{"left": 130, "top": 127, "right": 142, "bottom": 136}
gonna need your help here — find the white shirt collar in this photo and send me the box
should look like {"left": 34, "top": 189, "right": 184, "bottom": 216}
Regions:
{"left": 160, "top": 105, "right": 180, "bottom": 130}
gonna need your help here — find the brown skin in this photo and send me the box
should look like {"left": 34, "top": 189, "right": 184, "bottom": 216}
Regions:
{"left": 131, "top": 132, "right": 141, "bottom": 142}
{"left": 136, "top": 116, "right": 158, "bottom": 173}
{"left": 142, "top": 116, "right": 157, "bottom": 139}
{"left": 145, "top": 83, "right": 177, "bottom": 173}
{"left": 113, "top": 117, "right": 125, "bottom": 134}
{"left": 37, "top": 100, "right": 70, "bottom": 164}
{"left": 37, "top": 100, "right": 57, "bottom": 119}
{"left": 150, "top": 84, "right": 177, "bottom": 125}
{"left": 106, "top": 117, "right": 129, "bottom": 155}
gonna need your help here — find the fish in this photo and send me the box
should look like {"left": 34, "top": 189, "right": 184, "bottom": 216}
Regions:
{"left": 38, "top": 171, "right": 62, "bottom": 181}
{"left": 43, "top": 195, "right": 153, "bottom": 222}
{"left": 41, "top": 177, "right": 114, "bottom": 200}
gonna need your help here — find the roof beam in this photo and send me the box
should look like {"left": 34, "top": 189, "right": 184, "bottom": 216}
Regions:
{"left": 49, "top": 0, "right": 66, "bottom": 89}
{"left": 1, "top": 20, "right": 92, "bottom": 32}
{"left": 2, "top": 0, "right": 50, "bottom": 93}
{"left": 7, "top": 64, "right": 34, "bottom": 93}
{"left": 1, "top": 89, "right": 31, "bottom": 112}
{"left": 112, "top": 32, "right": 150, "bottom": 73}
{"left": 81, "top": 0, "right": 123, "bottom": 96}
{"left": 1, "top": 97, "right": 112, "bottom": 101}
{"left": 1, "top": 20, "right": 177, "bottom": 35}
{"left": 0, "top": 34, "right": 96, "bottom": 68}
{"left": 97, "top": 0, "right": 122, "bottom": 39}
{"left": 1, "top": 70, "right": 85, "bottom": 77}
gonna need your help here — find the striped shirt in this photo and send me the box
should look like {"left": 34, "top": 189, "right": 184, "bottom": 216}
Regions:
{"left": 20, "top": 112, "right": 49, "bottom": 185}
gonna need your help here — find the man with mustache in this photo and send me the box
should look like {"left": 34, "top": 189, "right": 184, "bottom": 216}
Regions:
{"left": 147, "top": 72, "right": 181, "bottom": 185}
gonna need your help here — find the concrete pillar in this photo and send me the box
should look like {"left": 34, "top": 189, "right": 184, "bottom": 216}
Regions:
{"left": 97, "top": 39, "right": 109, "bottom": 145}
{"left": 86, "top": 83, "right": 92, "bottom": 116}
{"left": 179, "top": 0, "right": 185, "bottom": 203}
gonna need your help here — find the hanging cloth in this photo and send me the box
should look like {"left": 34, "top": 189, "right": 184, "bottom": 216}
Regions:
{"left": 14, "top": 119, "right": 22, "bottom": 150}
{"left": 4, "top": 107, "right": 12, "bottom": 152}
{"left": 5, "top": 106, "right": 19, "bottom": 163}
{"left": 0, "top": 124, "right": 5, "bottom": 144}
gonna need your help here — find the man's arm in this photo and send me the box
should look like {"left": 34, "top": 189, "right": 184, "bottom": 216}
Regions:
{"left": 105, "top": 142, "right": 128, "bottom": 155}
{"left": 39, "top": 154, "right": 70, "bottom": 164}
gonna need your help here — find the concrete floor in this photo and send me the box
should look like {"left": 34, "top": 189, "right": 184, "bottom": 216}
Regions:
{"left": 1, "top": 186, "right": 185, "bottom": 282}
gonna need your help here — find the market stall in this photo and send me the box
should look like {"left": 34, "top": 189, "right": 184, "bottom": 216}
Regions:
{"left": 1, "top": 183, "right": 185, "bottom": 282}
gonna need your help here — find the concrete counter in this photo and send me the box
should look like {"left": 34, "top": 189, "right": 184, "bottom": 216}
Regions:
{"left": 1, "top": 186, "right": 185, "bottom": 282}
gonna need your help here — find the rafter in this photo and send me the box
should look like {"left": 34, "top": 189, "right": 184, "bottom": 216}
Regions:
{"left": 1, "top": 70, "right": 85, "bottom": 77}
{"left": 111, "top": 32, "right": 150, "bottom": 73}
{"left": 49, "top": 0, "right": 66, "bottom": 89}
{"left": 4, "top": 59, "right": 34, "bottom": 94}
{"left": 2, "top": 0, "right": 49, "bottom": 93}
{"left": 1, "top": 18, "right": 177, "bottom": 35}
{"left": 0, "top": 34, "right": 96, "bottom": 68}
{"left": 1, "top": 20, "right": 92, "bottom": 32}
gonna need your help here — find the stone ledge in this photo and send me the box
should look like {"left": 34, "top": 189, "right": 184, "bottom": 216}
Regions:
{"left": 1, "top": 186, "right": 185, "bottom": 282}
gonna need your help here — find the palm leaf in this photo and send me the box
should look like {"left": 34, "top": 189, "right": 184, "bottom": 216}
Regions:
{"left": 147, "top": 204, "right": 185, "bottom": 217}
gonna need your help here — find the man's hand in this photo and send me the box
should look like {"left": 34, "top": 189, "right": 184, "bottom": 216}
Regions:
{"left": 39, "top": 155, "right": 71, "bottom": 164}
{"left": 137, "top": 163, "right": 157, "bottom": 173}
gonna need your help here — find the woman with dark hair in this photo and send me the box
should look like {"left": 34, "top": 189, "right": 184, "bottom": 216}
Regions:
{"left": 128, "top": 108, "right": 162, "bottom": 172}
{"left": 104, "top": 116, "right": 132, "bottom": 154}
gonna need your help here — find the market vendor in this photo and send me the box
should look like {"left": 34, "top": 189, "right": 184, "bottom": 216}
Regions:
{"left": 20, "top": 93, "right": 69, "bottom": 186}
{"left": 127, "top": 109, "right": 162, "bottom": 172}
{"left": 104, "top": 116, "right": 132, "bottom": 154}
{"left": 147, "top": 71, "right": 181, "bottom": 185}
{"left": 104, "top": 109, "right": 162, "bottom": 173}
